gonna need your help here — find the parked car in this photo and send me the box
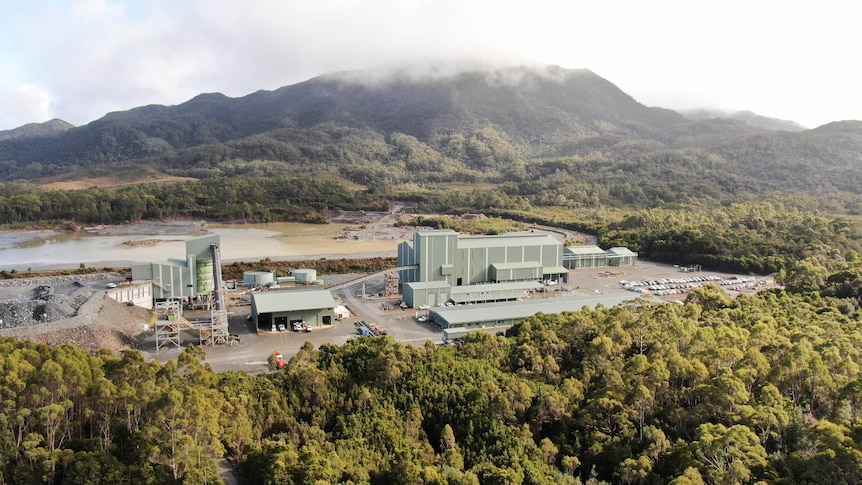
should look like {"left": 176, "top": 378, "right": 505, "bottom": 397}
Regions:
{"left": 418, "top": 316, "right": 428, "bottom": 322}
{"left": 419, "top": 304, "right": 430, "bottom": 310}
{"left": 106, "top": 282, "right": 117, "bottom": 289}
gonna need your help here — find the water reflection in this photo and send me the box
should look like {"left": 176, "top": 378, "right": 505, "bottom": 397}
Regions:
{"left": 0, "top": 222, "right": 404, "bottom": 270}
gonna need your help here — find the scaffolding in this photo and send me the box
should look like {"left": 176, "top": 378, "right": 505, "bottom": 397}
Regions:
{"left": 154, "top": 300, "right": 185, "bottom": 352}
{"left": 153, "top": 242, "right": 231, "bottom": 351}
{"left": 385, "top": 270, "right": 400, "bottom": 296}
{"left": 203, "top": 242, "right": 230, "bottom": 346}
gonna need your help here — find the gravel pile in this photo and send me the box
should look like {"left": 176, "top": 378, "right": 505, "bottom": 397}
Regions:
{"left": 0, "top": 273, "right": 117, "bottom": 289}
{"left": 0, "top": 283, "right": 96, "bottom": 329}
{"left": 0, "top": 273, "right": 149, "bottom": 353}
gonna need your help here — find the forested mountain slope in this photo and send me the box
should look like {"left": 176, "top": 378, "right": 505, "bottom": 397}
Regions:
{"left": 2, "top": 65, "right": 860, "bottom": 204}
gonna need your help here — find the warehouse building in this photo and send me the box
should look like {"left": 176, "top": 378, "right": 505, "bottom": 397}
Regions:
{"left": 562, "top": 245, "right": 640, "bottom": 269}
{"left": 563, "top": 245, "right": 609, "bottom": 269}
{"left": 431, "top": 294, "right": 661, "bottom": 339}
{"left": 397, "top": 230, "right": 568, "bottom": 308}
{"left": 250, "top": 288, "right": 337, "bottom": 332}
{"left": 607, "top": 247, "right": 638, "bottom": 266}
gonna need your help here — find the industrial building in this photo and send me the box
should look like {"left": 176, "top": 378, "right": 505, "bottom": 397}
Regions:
{"left": 397, "top": 230, "right": 568, "bottom": 308}
{"left": 250, "top": 288, "right": 337, "bottom": 332}
{"left": 562, "top": 245, "right": 640, "bottom": 269}
{"left": 431, "top": 294, "right": 661, "bottom": 339}
{"left": 132, "top": 235, "right": 223, "bottom": 303}
{"left": 606, "top": 247, "right": 638, "bottom": 266}
{"left": 130, "top": 234, "right": 230, "bottom": 349}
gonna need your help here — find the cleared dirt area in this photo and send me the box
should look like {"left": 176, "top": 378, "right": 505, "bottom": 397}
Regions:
{"left": 0, "top": 273, "right": 148, "bottom": 353}
{"left": 40, "top": 165, "right": 195, "bottom": 190}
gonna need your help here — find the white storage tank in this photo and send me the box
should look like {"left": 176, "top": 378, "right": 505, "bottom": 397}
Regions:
{"left": 291, "top": 268, "right": 317, "bottom": 285}
{"left": 244, "top": 271, "right": 275, "bottom": 287}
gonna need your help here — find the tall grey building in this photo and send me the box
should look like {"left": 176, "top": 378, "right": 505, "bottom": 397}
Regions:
{"left": 397, "top": 230, "right": 568, "bottom": 307}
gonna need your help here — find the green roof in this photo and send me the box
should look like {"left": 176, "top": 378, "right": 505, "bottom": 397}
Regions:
{"left": 251, "top": 288, "right": 336, "bottom": 313}
{"left": 431, "top": 294, "right": 663, "bottom": 326}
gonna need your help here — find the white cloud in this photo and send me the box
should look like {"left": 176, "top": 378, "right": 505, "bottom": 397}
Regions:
{"left": 0, "top": 0, "right": 859, "bottom": 129}
{"left": 0, "top": 84, "right": 53, "bottom": 129}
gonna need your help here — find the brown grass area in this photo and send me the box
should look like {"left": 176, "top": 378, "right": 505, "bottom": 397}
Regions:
{"left": 40, "top": 165, "right": 195, "bottom": 190}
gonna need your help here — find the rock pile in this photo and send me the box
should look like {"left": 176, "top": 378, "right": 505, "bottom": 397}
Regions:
{"left": 0, "top": 274, "right": 149, "bottom": 353}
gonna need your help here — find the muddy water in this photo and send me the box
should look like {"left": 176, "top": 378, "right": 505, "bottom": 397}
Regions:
{"left": 0, "top": 222, "right": 407, "bottom": 270}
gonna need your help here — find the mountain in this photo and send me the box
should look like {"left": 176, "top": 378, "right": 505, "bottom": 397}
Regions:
{"left": 0, "top": 118, "right": 74, "bottom": 142}
{"left": 0, "top": 64, "right": 861, "bottom": 204}
{"left": 680, "top": 108, "right": 807, "bottom": 132}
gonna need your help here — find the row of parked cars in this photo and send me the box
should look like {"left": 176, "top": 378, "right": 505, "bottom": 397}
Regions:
{"left": 621, "top": 275, "right": 758, "bottom": 296}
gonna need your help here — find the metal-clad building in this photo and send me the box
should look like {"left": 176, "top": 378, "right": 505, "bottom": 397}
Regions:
{"left": 397, "top": 230, "right": 568, "bottom": 307}
{"left": 607, "top": 247, "right": 638, "bottom": 266}
{"left": 563, "top": 245, "right": 609, "bottom": 269}
{"left": 432, "top": 294, "right": 663, "bottom": 338}
{"left": 250, "top": 288, "right": 336, "bottom": 332}
{"left": 131, "top": 234, "right": 222, "bottom": 301}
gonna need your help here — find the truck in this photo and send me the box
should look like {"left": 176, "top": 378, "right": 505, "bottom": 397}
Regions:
{"left": 272, "top": 351, "right": 286, "bottom": 369}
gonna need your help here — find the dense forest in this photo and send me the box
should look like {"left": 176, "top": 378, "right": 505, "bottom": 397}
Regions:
{"left": 4, "top": 275, "right": 862, "bottom": 484}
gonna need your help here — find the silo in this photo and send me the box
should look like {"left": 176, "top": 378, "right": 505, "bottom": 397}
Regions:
{"left": 196, "top": 258, "right": 215, "bottom": 293}
{"left": 244, "top": 271, "right": 275, "bottom": 287}
{"left": 291, "top": 269, "right": 317, "bottom": 285}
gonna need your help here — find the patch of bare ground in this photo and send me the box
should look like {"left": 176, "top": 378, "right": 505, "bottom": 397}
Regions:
{"left": 39, "top": 164, "right": 195, "bottom": 190}
{"left": 2, "top": 294, "right": 150, "bottom": 354}
{"left": 0, "top": 276, "right": 150, "bottom": 354}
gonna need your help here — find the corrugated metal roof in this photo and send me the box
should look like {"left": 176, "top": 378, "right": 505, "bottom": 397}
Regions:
{"left": 405, "top": 281, "right": 451, "bottom": 290}
{"left": 544, "top": 266, "right": 569, "bottom": 274}
{"left": 431, "top": 294, "right": 663, "bottom": 326}
{"left": 607, "top": 247, "right": 638, "bottom": 256}
{"left": 457, "top": 232, "right": 560, "bottom": 249}
{"left": 449, "top": 281, "right": 542, "bottom": 297}
{"left": 251, "top": 289, "right": 336, "bottom": 313}
{"left": 564, "top": 245, "right": 607, "bottom": 256}
{"left": 417, "top": 229, "right": 457, "bottom": 236}
{"left": 492, "top": 261, "right": 541, "bottom": 270}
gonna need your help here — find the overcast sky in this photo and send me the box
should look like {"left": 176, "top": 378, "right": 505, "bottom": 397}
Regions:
{"left": 1, "top": 0, "right": 859, "bottom": 131}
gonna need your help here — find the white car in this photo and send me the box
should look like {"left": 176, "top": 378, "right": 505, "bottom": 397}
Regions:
{"left": 417, "top": 316, "right": 428, "bottom": 322}
{"left": 106, "top": 283, "right": 117, "bottom": 289}
{"left": 418, "top": 304, "right": 430, "bottom": 310}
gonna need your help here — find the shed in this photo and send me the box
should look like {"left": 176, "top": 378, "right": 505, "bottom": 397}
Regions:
{"left": 250, "top": 288, "right": 336, "bottom": 332}
{"left": 334, "top": 305, "right": 351, "bottom": 320}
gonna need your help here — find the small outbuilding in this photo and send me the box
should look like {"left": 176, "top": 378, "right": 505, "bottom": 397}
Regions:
{"left": 334, "top": 305, "right": 351, "bottom": 320}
